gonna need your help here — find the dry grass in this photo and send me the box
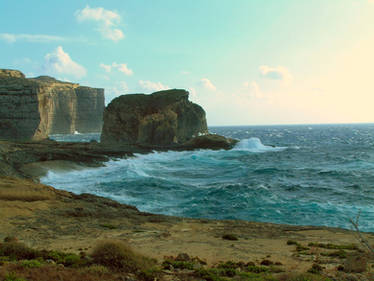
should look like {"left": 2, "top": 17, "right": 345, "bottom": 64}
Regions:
{"left": 0, "top": 177, "right": 55, "bottom": 201}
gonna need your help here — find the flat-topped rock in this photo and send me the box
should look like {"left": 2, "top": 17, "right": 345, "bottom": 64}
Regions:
{"left": 101, "top": 89, "right": 209, "bottom": 145}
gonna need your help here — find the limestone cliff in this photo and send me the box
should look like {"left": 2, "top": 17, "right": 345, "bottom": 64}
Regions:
{"left": 101, "top": 89, "right": 209, "bottom": 145}
{"left": 0, "top": 69, "right": 104, "bottom": 140}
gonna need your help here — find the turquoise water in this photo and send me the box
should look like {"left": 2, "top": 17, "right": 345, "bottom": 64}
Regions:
{"left": 46, "top": 124, "right": 374, "bottom": 232}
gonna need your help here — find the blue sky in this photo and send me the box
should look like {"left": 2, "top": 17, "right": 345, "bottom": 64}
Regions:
{"left": 1, "top": 0, "right": 374, "bottom": 125}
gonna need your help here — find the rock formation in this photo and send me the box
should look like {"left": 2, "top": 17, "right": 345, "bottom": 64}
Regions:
{"left": 0, "top": 69, "right": 104, "bottom": 141}
{"left": 101, "top": 89, "right": 209, "bottom": 145}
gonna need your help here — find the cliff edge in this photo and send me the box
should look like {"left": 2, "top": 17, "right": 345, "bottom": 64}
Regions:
{"left": 0, "top": 69, "right": 104, "bottom": 140}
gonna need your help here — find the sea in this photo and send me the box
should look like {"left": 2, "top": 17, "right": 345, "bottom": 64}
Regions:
{"left": 43, "top": 124, "right": 374, "bottom": 232}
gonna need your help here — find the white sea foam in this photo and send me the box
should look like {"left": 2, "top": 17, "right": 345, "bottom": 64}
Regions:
{"left": 234, "top": 137, "right": 286, "bottom": 152}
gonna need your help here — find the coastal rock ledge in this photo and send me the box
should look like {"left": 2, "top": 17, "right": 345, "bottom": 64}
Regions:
{"left": 101, "top": 89, "right": 209, "bottom": 146}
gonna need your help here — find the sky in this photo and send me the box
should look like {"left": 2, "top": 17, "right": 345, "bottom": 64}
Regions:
{"left": 1, "top": 0, "right": 374, "bottom": 126}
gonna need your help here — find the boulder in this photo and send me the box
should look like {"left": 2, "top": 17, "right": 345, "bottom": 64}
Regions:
{"left": 101, "top": 89, "right": 209, "bottom": 145}
{"left": 0, "top": 69, "right": 104, "bottom": 141}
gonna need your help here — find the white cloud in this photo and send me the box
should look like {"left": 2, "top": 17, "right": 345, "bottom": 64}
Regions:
{"left": 113, "top": 63, "right": 133, "bottom": 75}
{"left": 139, "top": 80, "right": 169, "bottom": 92}
{"left": 43, "top": 46, "right": 86, "bottom": 79}
{"left": 100, "top": 63, "right": 112, "bottom": 73}
{"left": 0, "top": 33, "right": 65, "bottom": 43}
{"left": 199, "top": 78, "right": 216, "bottom": 91}
{"left": 75, "top": 6, "right": 124, "bottom": 42}
{"left": 259, "top": 65, "right": 293, "bottom": 85}
{"left": 100, "top": 62, "right": 133, "bottom": 75}
{"left": 243, "top": 81, "right": 264, "bottom": 99}
{"left": 109, "top": 81, "right": 129, "bottom": 95}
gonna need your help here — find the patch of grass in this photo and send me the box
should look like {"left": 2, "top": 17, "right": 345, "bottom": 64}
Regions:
{"left": 91, "top": 240, "right": 156, "bottom": 273}
{"left": 193, "top": 268, "right": 227, "bottom": 281}
{"left": 287, "top": 240, "right": 298, "bottom": 245}
{"left": 81, "top": 264, "right": 109, "bottom": 275}
{"left": 296, "top": 244, "right": 310, "bottom": 252}
{"left": 307, "top": 263, "right": 323, "bottom": 274}
{"left": 20, "top": 259, "right": 42, "bottom": 268}
{"left": 222, "top": 234, "right": 238, "bottom": 241}
{"left": 320, "top": 249, "right": 347, "bottom": 259}
{"left": 3, "top": 272, "right": 27, "bottom": 281}
{"left": 307, "top": 242, "right": 358, "bottom": 250}
{"left": 247, "top": 265, "right": 269, "bottom": 273}
{"left": 162, "top": 259, "right": 195, "bottom": 270}
{"left": 0, "top": 256, "right": 11, "bottom": 265}
{"left": 41, "top": 250, "right": 85, "bottom": 267}
{"left": 138, "top": 268, "right": 163, "bottom": 281}
{"left": 99, "top": 223, "right": 117, "bottom": 230}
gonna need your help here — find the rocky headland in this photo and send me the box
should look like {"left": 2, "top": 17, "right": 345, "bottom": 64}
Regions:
{"left": 0, "top": 69, "right": 104, "bottom": 141}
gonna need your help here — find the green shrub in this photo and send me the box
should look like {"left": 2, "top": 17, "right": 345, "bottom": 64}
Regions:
{"left": 91, "top": 240, "right": 155, "bottom": 272}
{"left": 247, "top": 265, "right": 269, "bottom": 273}
{"left": 138, "top": 267, "right": 163, "bottom": 281}
{"left": 307, "top": 263, "right": 323, "bottom": 274}
{"left": 0, "top": 256, "right": 11, "bottom": 265}
{"left": 20, "top": 259, "right": 42, "bottom": 268}
{"left": 194, "top": 268, "right": 226, "bottom": 281}
{"left": 0, "top": 242, "right": 37, "bottom": 260}
{"left": 162, "top": 259, "right": 194, "bottom": 270}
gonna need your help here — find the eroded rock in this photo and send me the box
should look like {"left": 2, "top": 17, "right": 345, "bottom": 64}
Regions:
{"left": 101, "top": 89, "right": 208, "bottom": 145}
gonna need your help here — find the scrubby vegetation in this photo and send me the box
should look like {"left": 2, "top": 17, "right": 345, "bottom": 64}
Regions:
{"left": 0, "top": 238, "right": 372, "bottom": 281}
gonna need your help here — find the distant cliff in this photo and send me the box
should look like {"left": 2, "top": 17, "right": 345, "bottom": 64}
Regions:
{"left": 101, "top": 89, "right": 209, "bottom": 145}
{"left": 0, "top": 69, "right": 104, "bottom": 140}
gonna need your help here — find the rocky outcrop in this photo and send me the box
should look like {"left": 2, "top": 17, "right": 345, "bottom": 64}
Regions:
{"left": 101, "top": 89, "right": 209, "bottom": 145}
{"left": 0, "top": 69, "right": 104, "bottom": 141}
{"left": 182, "top": 134, "right": 239, "bottom": 150}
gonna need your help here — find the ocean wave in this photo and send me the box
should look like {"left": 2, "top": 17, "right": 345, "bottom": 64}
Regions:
{"left": 234, "top": 137, "right": 287, "bottom": 152}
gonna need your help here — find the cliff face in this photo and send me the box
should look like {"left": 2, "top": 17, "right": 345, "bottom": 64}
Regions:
{"left": 101, "top": 89, "right": 208, "bottom": 145}
{"left": 0, "top": 70, "right": 104, "bottom": 141}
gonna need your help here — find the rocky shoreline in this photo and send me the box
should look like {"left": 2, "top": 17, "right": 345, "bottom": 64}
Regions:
{"left": 1, "top": 140, "right": 374, "bottom": 280}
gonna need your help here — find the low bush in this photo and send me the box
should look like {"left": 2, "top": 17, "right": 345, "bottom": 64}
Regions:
{"left": 222, "top": 234, "right": 238, "bottom": 241}
{"left": 307, "top": 242, "right": 358, "bottom": 251}
{"left": 307, "top": 263, "right": 323, "bottom": 274}
{"left": 90, "top": 240, "right": 155, "bottom": 272}
{"left": 0, "top": 242, "right": 37, "bottom": 260}
{"left": 20, "top": 259, "right": 42, "bottom": 268}
{"left": 162, "top": 259, "right": 194, "bottom": 270}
